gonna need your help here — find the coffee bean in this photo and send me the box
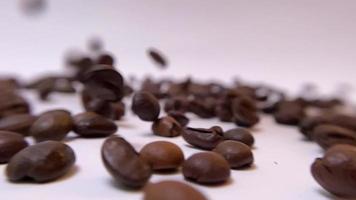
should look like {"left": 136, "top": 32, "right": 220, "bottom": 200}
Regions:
{"left": 274, "top": 100, "right": 305, "bottom": 125}
{"left": 231, "top": 96, "right": 259, "bottom": 127}
{"left": 167, "top": 111, "right": 189, "bottom": 127}
{"left": 147, "top": 48, "right": 167, "bottom": 68}
{"left": 73, "top": 112, "right": 117, "bottom": 138}
{"left": 132, "top": 92, "right": 160, "bottom": 121}
{"left": 0, "top": 131, "right": 28, "bottom": 164}
{"left": 223, "top": 128, "right": 254, "bottom": 147}
{"left": 188, "top": 97, "right": 216, "bottom": 119}
{"left": 152, "top": 116, "right": 182, "bottom": 137}
{"left": 6, "top": 141, "right": 75, "bottom": 182}
{"left": 101, "top": 136, "right": 152, "bottom": 188}
{"left": 182, "top": 152, "right": 230, "bottom": 184}
{"left": 164, "top": 97, "right": 189, "bottom": 113}
{"left": 0, "top": 114, "right": 37, "bottom": 136}
{"left": 30, "top": 110, "right": 73, "bottom": 142}
{"left": 311, "top": 144, "right": 356, "bottom": 197}
{"left": 182, "top": 127, "right": 224, "bottom": 150}
{"left": 144, "top": 180, "right": 208, "bottom": 200}
{"left": 312, "top": 124, "right": 356, "bottom": 149}
{"left": 140, "top": 141, "right": 184, "bottom": 171}
{"left": 0, "top": 94, "right": 30, "bottom": 118}
{"left": 213, "top": 140, "right": 254, "bottom": 169}
{"left": 299, "top": 116, "right": 331, "bottom": 140}
{"left": 97, "top": 53, "right": 115, "bottom": 66}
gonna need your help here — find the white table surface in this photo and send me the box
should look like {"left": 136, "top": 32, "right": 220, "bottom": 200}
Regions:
{"left": 0, "top": 1, "right": 355, "bottom": 199}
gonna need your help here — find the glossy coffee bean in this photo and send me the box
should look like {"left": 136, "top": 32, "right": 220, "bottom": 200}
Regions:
{"left": 6, "top": 141, "right": 76, "bottom": 182}
{"left": 0, "top": 114, "right": 37, "bottom": 136}
{"left": 223, "top": 128, "right": 254, "bottom": 147}
{"left": 182, "top": 127, "right": 224, "bottom": 150}
{"left": 213, "top": 140, "right": 254, "bottom": 169}
{"left": 140, "top": 141, "right": 184, "bottom": 171}
{"left": 152, "top": 116, "right": 182, "bottom": 137}
{"left": 147, "top": 48, "right": 167, "bottom": 68}
{"left": 73, "top": 112, "right": 117, "bottom": 138}
{"left": 144, "top": 180, "right": 208, "bottom": 200}
{"left": 312, "top": 124, "right": 356, "bottom": 149}
{"left": 132, "top": 92, "right": 160, "bottom": 121}
{"left": 311, "top": 144, "right": 356, "bottom": 197}
{"left": 167, "top": 111, "right": 189, "bottom": 127}
{"left": 101, "top": 136, "right": 152, "bottom": 188}
{"left": 231, "top": 96, "right": 259, "bottom": 127}
{"left": 182, "top": 152, "right": 230, "bottom": 184}
{"left": 30, "top": 110, "right": 73, "bottom": 142}
{"left": 0, "top": 131, "right": 28, "bottom": 164}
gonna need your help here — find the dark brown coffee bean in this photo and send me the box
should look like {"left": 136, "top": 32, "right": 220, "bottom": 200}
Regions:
{"left": 312, "top": 124, "right": 356, "bottom": 149}
{"left": 0, "top": 131, "right": 28, "bottom": 164}
{"left": 182, "top": 152, "right": 230, "bottom": 184}
{"left": 6, "top": 141, "right": 75, "bottom": 182}
{"left": 30, "top": 110, "right": 73, "bottom": 142}
{"left": 164, "top": 97, "right": 189, "bottom": 113}
{"left": 132, "top": 92, "right": 160, "bottom": 121}
{"left": 97, "top": 53, "right": 115, "bottom": 66}
{"left": 188, "top": 97, "right": 216, "bottom": 119}
{"left": 311, "top": 144, "right": 356, "bottom": 197}
{"left": 213, "top": 140, "right": 254, "bottom": 169}
{"left": 167, "top": 111, "right": 189, "bottom": 127}
{"left": 0, "top": 94, "right": 30, "bottom": 118}
{"left": 274, "top": 100, "right": 305, "bottom": 125}
{"left": 299, "top": 116, "right": 331, "bottom": 140}
{"left": 0, "top": 114, "right": 37, "bottom": 136}
{"left": 139, "top": 141, "right": 184, "bottom": 171}
{"left": 147, "top": 48, "right": 168, "bottom": 68}
{"left": 152, "top": 116, "right": 182, "bottom": 137}
{"left": 223, "top": 128, "right": 254, "bottom": 147}
{"left": 101, "top": 136, "right": 152, "bottom": 188}
{"left": 73, "top": 112, "right": 117, "bottom": 138}
{"left": 231, "top": 96, "right": 259, "bottom": 127}
{"left": 182, "top": 127, "right": 224, "bottom": 150}
{"left": 144, "top": 180, "right": 208, "bottom": 200}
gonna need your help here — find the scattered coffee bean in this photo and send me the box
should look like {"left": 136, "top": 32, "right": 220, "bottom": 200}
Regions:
{"left": 311, "top": 144, "right": 356, "bottom": 197}
{"left": 182, "top": 127, "right": 224, "bottom": 150}
{"left": 132, "top": 91, "right": 160, "bottom": 121}
{"left": 144, "top": 180, "right": 208, "bottom": 200}
{"left": 101, "top": 136, "right": 151, "bottom": 188}
{"left": 6, "top": 141, "right": 75, "bottom": 182}
{"left": 140, "top": 141, "right": 184, "bottom": 171}
{"left": 299, "top": 115, "right": 331, "bottom": 140}
{"left": 167, "top": 111, "right": 189, "bottom": 127}
{"left": 231, "top": 96, "right": 259, "bottom": 127}
{"left": 152, "top": 116, "right": 182, "bottom": 137}
{"left": 274, "top": 100, "right": 305, "bottom": 125}
{"left": 0, "top": 114, "right": 37, "bottom": 136}
{"left": 183, "top": 152, "right": 230, "bottom": 184}
{"left": 30, "top": 110, "right": 73, "bottom": 142}
{"left": 73, "top": 112, "right": 117, "bottom": 138}
{"left": 147, "top": 48, "right": 167, "bottom": 68}
{"left": 0, "top": 131, "right": 28, "bottom": 164}
{"left": 312, "top": 124, "right": 356, "bottom": 149}
{"left": 188, "top": 97, "right": 216, "bottom": 119}
{"left": 164, "top": 97, "right": 189, "bottom": 113}
{"left": 0, "top": 94, "right": 30, "bottom": 118}
{"left": 213, "top": 140, "right": 254, "bottom": 169}
{"left": 223, "top": 128, "right": 254, "bottom": 147}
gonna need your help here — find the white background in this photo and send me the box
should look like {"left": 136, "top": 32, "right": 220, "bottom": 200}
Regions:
{"left": 0, "top": 0, "right": 355, "bottom": 199}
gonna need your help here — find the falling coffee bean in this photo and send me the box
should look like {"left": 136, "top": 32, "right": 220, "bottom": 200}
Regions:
{"left": 0, "top": 114, "right": 37, "bottom": 136}
{"left": 101, "top": 136, "right": 152, "bottom": 188}
{"left": 152, "top": 116, "right": 182, "bottom": 137}
{"left": 312, "top": 124, "right": 356, "bottom": 149}
{"left": 6, "top": 141, "right": 76, "bottom": 182}
{"left": 30, "top": 110, "right": 73, "bottom": 142}
{"left": 213, "top": 140, "right": 254, "bottom": 169}
{"left": 182, "top": 152, "right": 230, "bottom": 184}
{"left": 73, "top": 112, "right": 117, "bottom": 138}
{"left": 147, "top": 48, "right": 168, "bottom": 68}
{"left": 132, "top": 91, "right": 160, "bottom": 121}
{"left": 311, "top": 144, "right": 356, "bottom": 197}
{"left": 182, "top": 127, "right": 224, "bottom": 150}
{"left": 143, "top": 180, "right": 208, "bottom": 200}
{"left": 223, "top": 128, "right": 255, "bottom": 147}
{"left": 140, "top": 141, "right": 184, "bottom": 171}
{"left": 0, "top": 131, "right": 28, "bottom": 164}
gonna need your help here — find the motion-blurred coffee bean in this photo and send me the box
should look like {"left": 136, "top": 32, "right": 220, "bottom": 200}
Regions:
{"left": 0, "top": 114, "right": 37, "bottom": 136}
{"left": 147, "top": 48, "right": 168, "bottom": 68}
{"left": 312, "top": 124, "right": 356, "bottom": 149}
{"left": 182, "top": 127, "right": 224, "bottom": 150}
{"left": 223, "top": 128, "right": 254, "bottom": 147}
{"left": 132, "top": 91, "right": 160, "bottom": 121}
{"left": 274, "top": 100, "right": 305, "bottom": 125}
{"left": 73, "top": 112, "right": 117, "bottom": 138}
{"left": 152, "top": 116, "right": 182, "bottom": 137}
{"left": 0, "top": 131, "right": 28, "bottom": 164}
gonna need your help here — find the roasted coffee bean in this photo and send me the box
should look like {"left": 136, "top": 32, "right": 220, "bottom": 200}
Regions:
{"left": 188, "top": 97, "right": 216, "bottom": 119}
{"left": 139, "top": 141, "right": 184, "bottom": 171}
{"left": 215, "top": 98, "right": 234, "bottom": 122}
{"left": 274, "top": 100, "right": 305, "bottom": 125}
{"left": 231, "top": 96, "right": 259, "bottom": 127}
{"left": 223, "top": 128, "right": 254, "bottom": 147}
{"left": 30, "top": 110, "right": 73, "bottom": 142}
{"left": 0, "top": 114, "right": 37, "bottom": 136}
{"left": 164, "top": 97, "right": 189, "bottom": 113}
{"left": 147, "top": 48, "right": 167, "bottom": 68}
{"left": 182, "top": 127, "right": 224, "bottom": 150}
{"left": 0, "top": 131, "right": 28, "bottom": 164}
{"left": 312, "top": 124, "right": 356, "bottom": 149}
{"left": 213, "top": 140, "right": 254, "bottom": 169}
{"left": 97, "top": 53, "right": 115, "bottom": 66}
{"left": 299, "top": 116, "right": 331, "bottom": 140}
{"left": 167, "top": 111, "right": 189, "bottom": 127}
{"left": 0, "top": 94, "right": 30, "bottom": 118}
{"left": 73, "top": 112, "right": 117, "bottom": 138}
{"left": 101, "top": 136, "right": 151, "bottom": 188}
{"left": 6, "top": 141, "right": 75, "bottom": 182}
{"left": 144, "top": 180, "right": 208, "bottom": 200}
{"left": 182, "top": 152, "right": 230, "bottom": 184}
{"left": 152, "top": 116, "right": 182, "bottom": 137}
{"left": 132, "top": 92, "right": 160, "bottom": 121}
{"left": 82, "top": 65, "right": 124, "bottom": 101}
{"left": 311, "top": 144, "right": 356, "bottom": 197}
